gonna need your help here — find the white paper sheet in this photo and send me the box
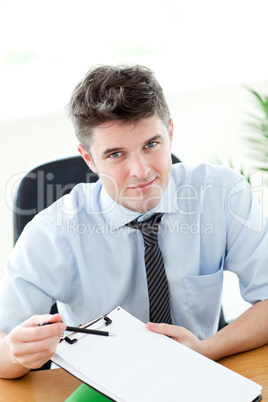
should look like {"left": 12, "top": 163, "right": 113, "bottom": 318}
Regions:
{"left": 52, "top": 307, "right": 262, "bottom": 402}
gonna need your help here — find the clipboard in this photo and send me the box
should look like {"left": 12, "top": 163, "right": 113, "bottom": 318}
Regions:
{"left": 62, "top": 315, "right": 112, "bottom": 344}
{"left": 52, "top": 307, "right": 262, "bottom": 402}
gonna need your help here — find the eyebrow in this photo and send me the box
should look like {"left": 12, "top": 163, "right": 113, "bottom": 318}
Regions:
{"left": 102, "top": 147, "right": 125, "bottom": 157}
{"left": 101, "top": 134, "right": 163, "bottom": 157}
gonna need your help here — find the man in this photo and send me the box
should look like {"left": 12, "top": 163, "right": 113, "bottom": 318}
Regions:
{"left": 0, "top": 65, "right": 268, "bottom": 379}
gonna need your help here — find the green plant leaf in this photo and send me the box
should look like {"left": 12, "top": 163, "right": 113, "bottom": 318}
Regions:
{"left": 211, "top": 87, "right": 268, "bottom": 187}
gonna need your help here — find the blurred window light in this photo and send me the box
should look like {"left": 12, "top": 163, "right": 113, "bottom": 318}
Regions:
{"left": 0, "top": 0, "right": 267, "bottom": 121}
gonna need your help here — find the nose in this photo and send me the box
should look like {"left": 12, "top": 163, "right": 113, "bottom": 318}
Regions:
{"left": 128, "top": 153, "right": 150, "bottom": 179}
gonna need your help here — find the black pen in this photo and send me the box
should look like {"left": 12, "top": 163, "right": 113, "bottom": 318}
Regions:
{"left": 38, "top": 322, "right": 114, "bottom": 337}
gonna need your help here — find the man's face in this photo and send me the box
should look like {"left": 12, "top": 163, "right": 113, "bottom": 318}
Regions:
{"left": 78, "top": 116, "right": 174, "bottom": 213}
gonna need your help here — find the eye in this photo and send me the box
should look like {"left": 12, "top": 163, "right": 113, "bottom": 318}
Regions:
{"left": 145, "top": 141, "right": 157, "bottom": 149}
{"left": 109, "top": 151, "right": 122, "bottom": 159}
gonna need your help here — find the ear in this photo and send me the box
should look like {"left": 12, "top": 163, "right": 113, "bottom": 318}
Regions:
{"left": 78, "top": 144, "right": 97, "bottom": 173}
{"left": 169, "top": 118, "right": 174, "bottom": 147}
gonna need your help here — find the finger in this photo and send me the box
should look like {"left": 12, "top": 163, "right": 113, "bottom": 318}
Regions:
{"left": 147, "top": 322, "right": 174, "bottom": 336}
{"left": 23, "top": 313, "right": 63, "bottom": 328}
{"left": 147, "top": 322, "right": 182, "bottom": 338}
{"left": 22, "top": 314, "right": 53, "bottom": 327}
{"left": 12, "top": 339, "right": 59, "bottom": 369}
{"left": 18, "top": 353, "right": 51, "bottom": 370}
{"left": 11, "top": 337, "right": 58, "bottom": 358}
{"left": 45, "top": 313, "right": 64, "bottom": 324}
{"left": 9, "top": 330, "right": 63, "bottom": 368}
{"left": 10, "top": 321, "right": 66, "bottom": 343}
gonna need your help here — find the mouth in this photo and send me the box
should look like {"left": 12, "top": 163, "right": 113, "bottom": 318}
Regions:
{"left": 129, "top": 178, "right": 157, "bottom": 192}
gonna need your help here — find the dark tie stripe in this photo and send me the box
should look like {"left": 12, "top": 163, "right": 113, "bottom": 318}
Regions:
{"left": 127, "top": 213, "right": 172, "bottom": 324}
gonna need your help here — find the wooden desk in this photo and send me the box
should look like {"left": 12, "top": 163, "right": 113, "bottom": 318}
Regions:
{"left": 0, "top": 344, "right": 267, "bottom": 401}
{"left": 0, "top": 369, "right": 82, "bottom": 402}
{"left": 218, "top": 344, "right": 268, "bottom": 400}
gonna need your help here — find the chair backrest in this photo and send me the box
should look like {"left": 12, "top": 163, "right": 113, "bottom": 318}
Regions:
{"left": 13, "top": 154, "right": 181, "bottom": 244}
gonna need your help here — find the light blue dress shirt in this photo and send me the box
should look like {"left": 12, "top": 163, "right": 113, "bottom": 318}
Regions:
{"left": 0, "top": 163, "right": 268, "bottom": 340}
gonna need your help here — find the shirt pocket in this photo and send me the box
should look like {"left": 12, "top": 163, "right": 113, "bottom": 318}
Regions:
{"left": 183, "top": 257, "right": 224, "bottom": 340}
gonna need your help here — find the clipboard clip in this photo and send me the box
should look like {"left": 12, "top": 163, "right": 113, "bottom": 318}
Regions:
{"left": 62, "top": 315, "right": 112, "bottom": 344}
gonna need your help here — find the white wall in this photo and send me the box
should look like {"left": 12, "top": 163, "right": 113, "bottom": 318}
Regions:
{"left": 1, "top": 81, "right": 268, "bottom": 320}
{"left": 170, "top": 82, "right": 268, "bottom": 168}
{"left": 1, "top": 113, "right": 77, "bottom": 278}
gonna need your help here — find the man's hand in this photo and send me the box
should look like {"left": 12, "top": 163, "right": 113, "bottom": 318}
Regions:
{"left": 147, "top": 322, "right": 204, "bottom": 354}
{"left": 147, "top": 300, "right": 268, "bottom": 361}
{"left": 0, "top": 313, "right": 66, "bottom": 378}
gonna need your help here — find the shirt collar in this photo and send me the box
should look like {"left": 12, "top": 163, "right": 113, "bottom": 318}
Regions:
{"left": 100, "top": 174, "right": 177, "bottom": 230}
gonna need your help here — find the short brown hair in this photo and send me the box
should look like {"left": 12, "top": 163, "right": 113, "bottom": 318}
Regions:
{"left": 68, "top": 64, "right": 170, "bottom": 149}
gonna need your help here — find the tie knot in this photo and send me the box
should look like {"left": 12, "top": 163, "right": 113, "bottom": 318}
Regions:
{"left": 127, "top": 213, "right": 163, "bottom": 247}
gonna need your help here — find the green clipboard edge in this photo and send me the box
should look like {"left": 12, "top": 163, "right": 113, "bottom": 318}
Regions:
{"left": 65, "top": 383, "right": 111, "bottom": 401}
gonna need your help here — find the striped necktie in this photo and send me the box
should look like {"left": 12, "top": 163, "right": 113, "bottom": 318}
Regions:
{"left": 127, "top": 213, "right": 172, "bottom": 324}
